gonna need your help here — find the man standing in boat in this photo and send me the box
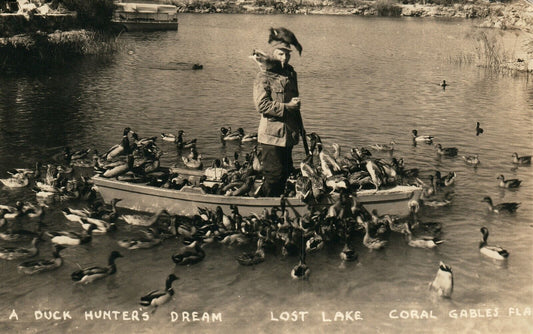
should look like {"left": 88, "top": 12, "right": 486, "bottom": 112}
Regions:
{"left": 252, "top": 27, "right": 303, "bottom": 197}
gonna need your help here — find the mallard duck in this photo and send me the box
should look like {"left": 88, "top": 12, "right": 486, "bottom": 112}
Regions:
{"left": 318, "top": 142, "right": 341, "bottom": 177}
{"left": 361, "top": 219, "right": 387, "bottom": 250}
{"left": 172, "top": 240, "right": 205, "bottom": 265}
{"left": 18, "top": 244, "right": 66, "bottom": 275}
{"left": 511, "top": 152, "right": 531, "bottom": 165}
{"left": 435, "top": 144, "right": 458, "bottom": 157}
{"left": 220, "top": 127, "right": 232, "bottom": 140}
{"left": 269, "top": 27, "right": 303, "bottom": 55}
{"left": 117, "top": 228, "right": 162, "bottom": 250}
{"left": 305, "top": 232, "right": 324, "bottom": 253}
{"left": 440, "top": 80, "right": 448, "bottom": 89}
{"left": 102, "top": 155, "right": 134, "bottom": 178}
{"left": 462, "top": 154, "right": 480, "bottom": 166}
{"left": 422, "top": 191, "right": 454, "bottom": 208}
{"left": 475, "top": 122, "right": 484, "bottom": 136}
{"left": 496, "top": 175, "right": 521, "bottom": 188}
{"left": 161, "top": 132, "right": 178, "bottom": 142}
{"left": 291, "top": 244, "right": 310, "bottom": 280}
{"left": 0, "top": 173, "right": 29, "bottom": 188}
{"left": 429, "top": 261, "right": 453, "bottom": 298}
{"left": 64, "top": 147, "right": 91, "bottom": 163}
{"left": 435, "top": 171, "right": 456, "bottom": 187}
{"left": 370, "top": 141, "right": 395, "bottom": 152}
{"left": 182, "top": 153, "right": 202, "bottom": 170}
{"left": 241, "top": 132, "right": 257, "bottom": 143}
{"left": 175, "top": 131, "right": 196, "bottom": 149}
{"left": 0, "top": 220, "right": 44, "bottom": 242}
{"left": 412, "top": 130, "right": 433, "bottom": 144}
{"left": 0, "top": 237, "right": 39, "bottom": 260}
{"left": 236, "top": 238, "right": 265, "bottom": 266}
{"left": 47, "top": 224, "right": 96, "bottom": 246}
{"left": 140, "top": 274, "right": 179, "bottom": 312}
{"left": 481, "top": 196, "right": 520, "bottom": 213}
{"left": 71, "top": 251, "right": 123, "bottom": 284}
{"left": 339, "top": 243, "right": 357, "bottom": 262}
{"left": 223, "top": 128, "right": 244, "bottom": 141}
{"left": 479, "top": 227, "right": 509, "bottom": 260}
{"left": 103, "top": 127, "right": 133, "bottom": 161}
{"left": 79, "top": 217, "right": 114, "bottom": 234}
{"left": 403, "top": 222, "right": 444, "bottom": 249}
{"left": 366, "top": 160, "right": 385, "bottom": 191}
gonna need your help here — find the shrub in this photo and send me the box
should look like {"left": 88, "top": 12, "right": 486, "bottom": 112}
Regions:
{"left": 60, "top": 0, "right": 115, "bottom": 31}
{"left": 375, "top": 0, "right": 402, "bottom": 16}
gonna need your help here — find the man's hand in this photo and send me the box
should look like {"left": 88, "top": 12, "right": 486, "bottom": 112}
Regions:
{"left": 285, "top": 97, "right": 301, "bottom": 111}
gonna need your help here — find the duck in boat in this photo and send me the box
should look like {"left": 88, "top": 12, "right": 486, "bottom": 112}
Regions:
{"left": 71, "top": 251, "right": 123, "bottom": 284}
{"left": 0, "top": 237, "right": 39, "bottom": 260}
{"left": 140, "top": 274, "right": 179, "bottom": 313}
{"left": 429, "top": 261, "right": 453, "bottom": 298}
{"left": 18, "top": 244, "right": 66, "bottom": 275}
{"left": 102, "top": 127, "right": 135, "bottom": 161}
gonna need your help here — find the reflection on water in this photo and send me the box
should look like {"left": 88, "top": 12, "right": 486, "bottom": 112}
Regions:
{"left": 0, "top": 14, "right": 532, "bottom": 333}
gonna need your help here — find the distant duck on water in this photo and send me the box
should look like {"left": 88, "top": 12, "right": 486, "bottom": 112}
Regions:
{"left": 412, "top": 130, "right": 433, "bottom": 144}
{"left": 475, "top": 122, "right": 484, "bottom": 136}
{"left": 435, "top": 144, "right": 458, "bottom": 157}
{"left": 440, "top": 80, "right": 448, "bottom": 90}
{"left": 0, "top": 237, "right": 39, "bottom": 260}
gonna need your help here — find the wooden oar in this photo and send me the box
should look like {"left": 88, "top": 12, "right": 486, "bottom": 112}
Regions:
{"left": 295, "top": 108, "right": 310, "bottom": 157}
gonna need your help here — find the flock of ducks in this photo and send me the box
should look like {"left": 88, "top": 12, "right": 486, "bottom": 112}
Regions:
{"left": 0, "top": 122, "right": 529, "bottom": 310}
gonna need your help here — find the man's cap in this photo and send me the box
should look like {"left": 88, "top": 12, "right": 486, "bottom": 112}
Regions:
{"left": 270, "top": 40, "right": 292, "bottom": 53}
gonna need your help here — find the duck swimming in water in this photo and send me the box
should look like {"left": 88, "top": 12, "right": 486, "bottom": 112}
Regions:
{"left": 241, "top": 131, "right": 257, "bottom": 143}
{"left": 47, "top": 223, "right": 96, "bottom": 246}
{"left": 481, "top": 196, "right": 520, "bottom": 214}
{"left": 0, "top": 237, "right": 39, "bottom": 260}
{"left": 236, "top": 238, "right": 265, "bottom": 266}
{"left": 361, "top": 218, "right": 387, "bottom": 250}
{"left": 440, "top": 80, "right": 448, "bottom": 90}
{"left": 222, "top": 128, "right": 244, "bottom": 142}
{"left": 403, "top": 222, "right": 444, "bottom": 249}
{"left": 435, "top": 144, "right": 458, "bottom": 157}
{"left": 140, "top": 274, "right": 179, "bottom": 313}
{"left": 475, "top": 122, "right": 484, "bottom": 136}
{"left": 479, "top": 227, "right": 509, "bottom": 260}
{"left": 511, "top": 152, "right": 531, "bottom": 165}
{"left": 18, "top": 244, "right": 66, "bottom": 275}
{"left": 429, "top": 261, "right": 453, "bottom": 298}
{"left": 462, "top": 154, "right": 480, "bottom": 167}
{"left": 496, "top": 174, "right": 521, "bottom": 189}
{"left": 172, "top": 240, "right": 205, "bottom": 265}
{"left": 412, "top": 130, "right": 433, "bottom": 144}
{"left": 291, "top": 241, "right": 310, "bottom": 280}
{"left": 117, "top": 228, "right": 162, "bottom": 250}
{"left": 71, "top": 251, "right": 123, "bottom": 284}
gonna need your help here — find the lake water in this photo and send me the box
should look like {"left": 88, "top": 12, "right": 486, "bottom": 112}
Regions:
{"left": 0, "top": 13, "right": 532, "bottom": 333}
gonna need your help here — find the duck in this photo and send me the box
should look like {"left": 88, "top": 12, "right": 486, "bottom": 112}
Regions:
{"left": 0, "top": 237, "right": 39, "bottom": 260}
{"left": 269, "top": 27, "right": 303, "bottom": 56}
{"left": 440, "top": 80, "right": 448, "bottom": 90}
{"left": 291, "top": 245, "right": 310, "bottom": 280}
{"left": 435, "top": 171, "right": 456, "bottom": 187}
{"left": 0, "top": 219, "right": 44, "bottom": 242}
{"left": 171, "top": 240, "right": 205, "bottom": 265}
{"left": 479, "top": 227, "right": 509, "bottom": 260}
{"left": 422, "top": 191, "right": 454, "bottom": 208}
{"left": 236, "top": 238, "right": 265, "bottom": 266}
{"left": 222, "top": 128, "right": 244, "bottom": 141}
{"left": 412, "top": 130, "right": 433, "bottom": 144}
{"left": 175, "top": 130, "right": 197, "bottom": 149}
{"left": 117, "top": 228, "right": 162, "bottom": 250}
{"left": 101, "top": 155, "right": 134, "bottom": 178}
{"left": 429, "top": 261, "right": 453, "bottom": 298}
{"left": 512, "top": 152, "right": 531, "bottom": 165}
{"left": 182, "top": 151, "right": 203, "bottom": 170}
{"left": 462, "top": 154, "right": 480, "bottom": 166}
{"left": 71, "top": 251, "right": 123, "bottom": 284}
{"left": 161, "top": 132, "right": 179, "bottom": 143}
{"left": 46, "top": 224, "right": 96, "bottom": 246}
{"left": 220, "top": 127, "right": 232, "bottom": 140}
{"left": 241, "top": 132, "right": 257, "bottom": 143}
{"left": 103, "top": 127, "right": 134, "bottom": 161}
{"left": 317, "top": 142, "right": 341, "bottom": 177}
{"left": 475, "top": 122, "right": 484, "bottom": 136}
{"left": 17, "top": 244, "right": 66, "bottom": 275}
{"left": 435, "top": 144, "right": 458, "bottom": 157}
{"left": 496, "top": 174, "right": 521, "bottom": 189}
{"left": 481, "top": 196, "right": 520, "bottom": 213}
{"left": 370, "top": 141, "right": 395, "bottom": 152}
{"left": 339, "top": 243, "right": 357, "bottom": 262}
{"left": 403, "top": 222, "right": 444, "bottom": 249}
{"left": 305, "top": 232, "right": 324, "bottom": 253}
{"left": 0, "top": 172, "right": 29, "bottom": 188}
{"left": 64, "top": 147, "right": 91, "bottom": 163}
{"left": 78, "top": 217, "right": 114, "bottom": 234}
{"left": 361, "top": 218, "right": 387, "bottom": 250}
{"left": 139, "top": 274, "right": 179, "bottom": 312}
{"left": 366, "top": 160, "right": 385, "bottom": 191}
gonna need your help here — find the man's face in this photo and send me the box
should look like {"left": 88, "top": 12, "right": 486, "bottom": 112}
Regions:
{"left": 273, "top": 49, "right": 291, "bottom": 67}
